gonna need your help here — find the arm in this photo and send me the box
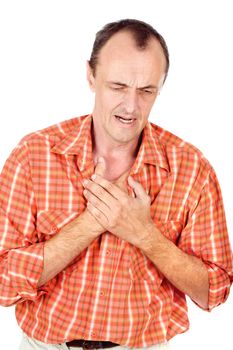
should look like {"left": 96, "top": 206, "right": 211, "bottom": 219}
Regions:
{"left": 140, "top": 224, "right": 209, "bottom": 309}
{"left": 37, "top": 210, "right": 104, "bottom": 287}
{"left": 38, "top": 155, "right": 107, "bottom": 286}
{"left": 0, "top": 144, "right": 104, "bottom": 305}
{"left": 175, "top": 167, "right": 233, "bottom": 310}
{"left": 0, "top": 144, "right": 45, "bottom": 306}
{"left": 83, "top": 167, "right": 232, "bottom": 311}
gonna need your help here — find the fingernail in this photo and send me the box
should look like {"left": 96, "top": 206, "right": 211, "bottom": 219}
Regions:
{"left": 91, "top": 174, "right": 97, "bottom": 180}
{"left": 98, "top": 156, "right": 104, "bottom": 163}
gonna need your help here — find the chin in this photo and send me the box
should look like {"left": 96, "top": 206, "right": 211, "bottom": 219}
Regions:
{"left": 112, "top": 133, "right": 138, "bottom": 144}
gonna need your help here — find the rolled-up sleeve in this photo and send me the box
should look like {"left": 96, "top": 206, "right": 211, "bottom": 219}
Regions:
{"left": 0, "top": 143, "right": 55, "bottom": 306}
{"left": 178, "top": 165, "right": 233, "bottom": 311}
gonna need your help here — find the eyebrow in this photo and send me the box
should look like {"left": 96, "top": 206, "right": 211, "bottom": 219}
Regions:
{"left": 107, "top": 81, "right": 158, "bottom": 90}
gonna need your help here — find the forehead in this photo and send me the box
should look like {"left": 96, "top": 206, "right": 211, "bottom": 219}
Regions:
{"left": 99, "top": 31, "right": 164, "bottom": 60}
{"left": 96, "top": 31, "right": 166, "bottom": 82}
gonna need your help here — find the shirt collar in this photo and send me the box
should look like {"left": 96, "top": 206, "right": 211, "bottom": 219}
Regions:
{"left": 51, "top": 114, "right": 94, "bottom": 172}
{"left": 129, "top": 121, "right": 169, "bottom": 174}
{"left": 51, "top": 115, "right": 169, "bottom": 173}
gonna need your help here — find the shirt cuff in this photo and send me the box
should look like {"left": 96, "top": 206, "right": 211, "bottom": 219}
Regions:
{"left": 7, "top": 242, "right": 56, "bottom": 301}
{"left": 203, "top": 262, "right": 231, "bottom": 311}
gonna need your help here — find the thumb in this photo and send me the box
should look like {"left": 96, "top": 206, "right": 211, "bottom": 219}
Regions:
{"left": 94, "top": 156, "right": 106, "bottom": 177}
{"left": 128, "top": 176, "right": 149, "bottom": 201}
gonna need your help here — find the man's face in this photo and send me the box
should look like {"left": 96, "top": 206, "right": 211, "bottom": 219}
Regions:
{"left": 87, "top": 31, "right": 167, "bottom": 146}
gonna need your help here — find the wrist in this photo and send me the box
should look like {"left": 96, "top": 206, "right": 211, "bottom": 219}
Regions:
{"left": 140, "top": 221, "right": 165, "bottom": 257}
{"left": 139, "top": 221, "right": 157, "bottom": 253}
{"left": 84, "top": 210, "right": 105, "bottom": 236}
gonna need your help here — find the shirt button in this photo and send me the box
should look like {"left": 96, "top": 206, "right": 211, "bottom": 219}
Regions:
{"left": 51, "top": 225, "right": 58, "bottom": 233}
{"left": 106, "top": 250, "right": 111, "bottom": 256}
{"left": 100, "top": 291, "right": 105, "bottom": 297}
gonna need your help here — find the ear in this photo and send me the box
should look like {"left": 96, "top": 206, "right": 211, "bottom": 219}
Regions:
{"left": 86, "top": 61, "right": 96, "bottom": 92}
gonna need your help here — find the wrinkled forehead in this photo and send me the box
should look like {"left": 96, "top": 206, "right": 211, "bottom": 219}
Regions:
{"left": 98, "top": 31, "right": 166, "bottom": 71}
{"left": 96, "top": 31, "right": 167, "bottom": 84}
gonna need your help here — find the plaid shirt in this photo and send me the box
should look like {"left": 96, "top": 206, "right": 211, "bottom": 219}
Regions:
{"left": 0, "top": 115, "right": 232, "bottom": 346}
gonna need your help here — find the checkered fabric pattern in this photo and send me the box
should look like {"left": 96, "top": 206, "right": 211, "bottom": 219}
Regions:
{"left": 0, "top": 114, "right": 232, "bottom": 347}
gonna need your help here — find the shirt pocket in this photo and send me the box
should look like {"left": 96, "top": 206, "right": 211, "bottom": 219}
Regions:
{"left": 36, "top": 209, "right": 79, "bottom": 241}
{"left": 35, "top": 209, "right": 97, "bottom": 275}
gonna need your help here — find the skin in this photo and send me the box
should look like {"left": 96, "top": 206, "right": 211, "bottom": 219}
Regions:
{"left": 38, "top": 31, "right": 209, "bottom": 309}
{"left": 87, "top": 31, "right": 166, "bottom": 181}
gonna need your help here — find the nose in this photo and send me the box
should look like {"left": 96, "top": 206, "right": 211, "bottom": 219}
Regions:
{"left": 123, "top": 90, "right": 139, "bottom": 115}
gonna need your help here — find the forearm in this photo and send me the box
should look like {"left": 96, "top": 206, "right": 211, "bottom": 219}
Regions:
{"left": 141, "top": 224, "right": 209, "bottom": 309}
{"left": 38, "top": 210, "right": 103, "bottom": 287}
{"left": 0, "top": 220, "right": 96, "bottom": 306}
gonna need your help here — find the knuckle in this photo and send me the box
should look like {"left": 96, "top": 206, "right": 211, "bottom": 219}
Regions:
{"left": 91, "top": 197, "right": 98, "bottom": 206}
{"left": 86, "top": 204, "right": 93, "bottom": 213}
{"left": 86, "top": 180, "right": 93, "bottom": 189}
{"left": 96, "top": 187, "right": 104, "bottom": 197}
{"left": 90, "top": 206, "right": 101, "bottom": 219}
{"left": 84, "top": 190, "right": 90, "bottom": 199}
{"left": 95, "top": 210, "right": 102, "bottom": 219}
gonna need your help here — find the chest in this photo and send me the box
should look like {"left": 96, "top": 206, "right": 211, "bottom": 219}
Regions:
{"left": 32, "top": 152, "right": 187, "bottom": 223}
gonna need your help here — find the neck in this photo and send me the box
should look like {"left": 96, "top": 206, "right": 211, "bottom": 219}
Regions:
{"left": 91, "top": 125, "right": 142, "bottom": 161}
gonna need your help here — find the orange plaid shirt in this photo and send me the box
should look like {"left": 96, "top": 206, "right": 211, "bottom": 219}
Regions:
{"left": 0, "top": 114, "right": 232, "bottom": 346}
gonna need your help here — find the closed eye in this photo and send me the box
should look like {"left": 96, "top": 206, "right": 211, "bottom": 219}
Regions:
{"left": 108, "top": 83, "right": 127, "bottom": 91}
{"left": 111, "top": 85, "right": 125, "bottom": 90}
{"left": 140, "top": 88, "right": 157, "bottom": 95}
{"left": 143, "top": 89, "right": 153, "bottom": 94}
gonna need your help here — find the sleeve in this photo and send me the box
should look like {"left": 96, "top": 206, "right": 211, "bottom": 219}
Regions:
{"left": 178, "top": 165, "right": 233, "bottom": 311}
{"left": 0, "top": 143, "right": 56, "bottom": 306}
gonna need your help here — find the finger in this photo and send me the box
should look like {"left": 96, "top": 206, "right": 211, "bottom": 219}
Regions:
{"left": 94, "top": 156, "right": 106, "bottom": 177}
{"left": 84, "top": 188, "right": 112, "bottom": 213}
{"left": 86, "top": 202, "right": 109, "bottom": 228}
{"left": 127, "top": 176, "right": 150, "bottom": 201}
{"left": 90, "top": 174, "right": 125, "bottom": 200}
{"left": 83, "top": 179, "right": 118, "bottom": 207}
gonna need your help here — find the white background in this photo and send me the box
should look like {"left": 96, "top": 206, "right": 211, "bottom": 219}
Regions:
{"left": 0, "top": 1, "right": 232, "bottom": 349}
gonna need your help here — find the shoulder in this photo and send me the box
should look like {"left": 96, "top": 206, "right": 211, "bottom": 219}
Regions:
{"left": 149, "top": 122, "right": 201, "bottom": 153}
{"left": 148, "top": 121, "right": 213, "bottom": 179}
{"left": 20, "top": 115, "right": 87, "bottom": 144}
{"left": 7, "top": 115, "right": 88, "bottom": 165}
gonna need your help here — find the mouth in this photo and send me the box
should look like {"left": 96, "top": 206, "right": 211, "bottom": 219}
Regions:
{"left": 114, "top": 115, "right": 136, "bottom": 125}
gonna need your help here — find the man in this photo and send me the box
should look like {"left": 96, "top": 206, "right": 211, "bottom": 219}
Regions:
{"left": 0, "top": 19, "right": 232, "bottom": 350}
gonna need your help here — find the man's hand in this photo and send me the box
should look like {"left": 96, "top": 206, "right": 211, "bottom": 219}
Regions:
{"left": 83, "top": 159, "right": 154, "bottom": 248}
